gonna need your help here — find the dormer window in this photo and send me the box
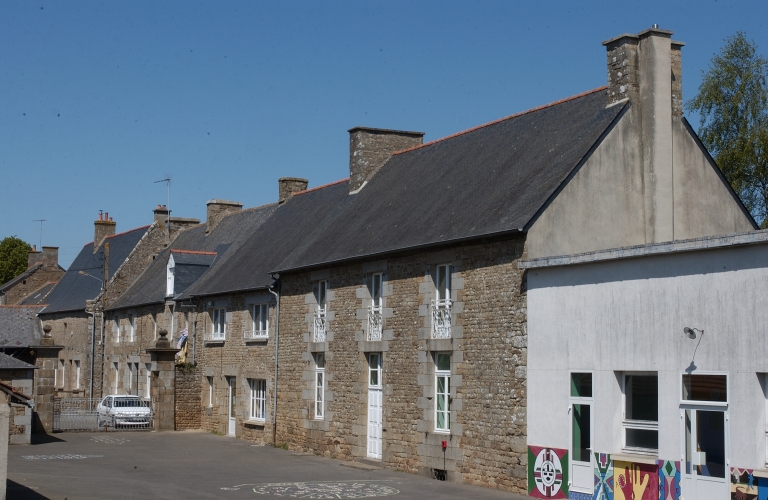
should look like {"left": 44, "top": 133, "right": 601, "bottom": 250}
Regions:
{"left": 166, "top": 254, "right": 175, "bottom": 297}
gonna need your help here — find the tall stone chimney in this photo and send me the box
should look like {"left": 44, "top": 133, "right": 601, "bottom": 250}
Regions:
{"left": 278, "top": 178, "right": 309, "bottom": 204}
{"left": 348, "top": 127, "right": 424, "bottom": 193}
{"left": 41, "top": 247, "right": 59, "bottom": 268}
{"left": 27, "top": 246, "right": 42, "bottom": 269}
{"left": 603, "top": 26, "right": 685, "bottom": 243}
{"left": 206, "top": 199, "right": 243, "bottom": 233}
{"left": 94, "top": 212, "right": 116, "bottom": 251}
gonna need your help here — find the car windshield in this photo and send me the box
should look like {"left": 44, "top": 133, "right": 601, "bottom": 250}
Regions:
{"left": 113, "top": 398, "right": 147, "bottom": 408}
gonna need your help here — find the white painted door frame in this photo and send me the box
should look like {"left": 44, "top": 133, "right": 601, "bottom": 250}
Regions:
{"left": 680, "top": 404, "right": 729, "bottom": 500}
{"left": 367, "top": 353, "right": 382, "bottom": 459}
{"left": 568, "top": 372, "right": 594, "bottom": 494}
{"left": 228, "top": 377, "right": 236, "bottom": 436}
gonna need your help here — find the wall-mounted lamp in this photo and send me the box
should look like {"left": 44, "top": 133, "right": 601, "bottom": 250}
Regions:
{"left": 683, "top": 327, "right": 703, "bottom": 340}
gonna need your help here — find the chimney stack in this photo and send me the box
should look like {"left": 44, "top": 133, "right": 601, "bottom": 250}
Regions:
{"left": 94, "top": 211, "right": 116, "bottom": 251}
{"left": 278, "top": 178, "right": 309, "bottom": 204}
{"left": 153, "top": 205, "right": 170, "bottom": 225}
{"left": 348, "top": 127, "right": 424, "bottom": 193}
{"left": 206, "top": 199, "right": 243, "bottom": 233}
{"left": 603, "top": 27, "right": 685, "bottom": 243}
{"left": 41, "top": 247, "right": 59, "bottom": 268}
{"left": 27, "top": 246, "right": 42, "bottom": 269}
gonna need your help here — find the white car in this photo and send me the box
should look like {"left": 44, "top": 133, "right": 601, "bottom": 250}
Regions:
{"left": 97, "top": 395, "right": 152, "bottom": 427}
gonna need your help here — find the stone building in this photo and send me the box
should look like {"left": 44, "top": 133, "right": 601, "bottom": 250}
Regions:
{"left": 38, "top": 208, "right": 199, "bottom": 401}
{"left": 0, "top": 246, "right": 64, "bottom": 306}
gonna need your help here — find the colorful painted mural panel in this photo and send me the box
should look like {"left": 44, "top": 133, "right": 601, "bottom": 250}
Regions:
{"left": 731, "top": 468, "right": 758, "bottom": 500}
{"left": 593, "top": 453, "right": 613, "bottom": 500}
{"left": 569, "top": 492, "right": 591, "bottom": 500}
{"left": 657, "top": 460, "right": 680, "bottom": 500}
{"left": 613, "top": 460, "right": 658, "bottom": 500}
{"left": 758, "top": 475, "right": 768, "bottom": 500}
{"left": 528, "top": 446, "right": 569, "bottom": 499}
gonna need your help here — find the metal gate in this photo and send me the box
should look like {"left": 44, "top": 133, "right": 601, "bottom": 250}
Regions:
{"left": 53, "top": 397, "right": 155, "bottom": 432}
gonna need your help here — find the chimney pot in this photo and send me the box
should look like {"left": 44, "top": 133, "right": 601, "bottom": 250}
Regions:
{"left": 278, "top": 178, "right": 309, "bottom": 204}
{"left": 93, "top": 211, "right": 117, "bottom": 251}
{"left": 347, "top": 127, "right": 424, "bottom": 193}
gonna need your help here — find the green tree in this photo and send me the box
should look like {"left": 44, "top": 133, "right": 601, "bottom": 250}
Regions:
{"left": 0, "top": 236, "right": 32, "bottom": 284}
{"left": 687, "top": 31, "right": 768, "bottom": 228}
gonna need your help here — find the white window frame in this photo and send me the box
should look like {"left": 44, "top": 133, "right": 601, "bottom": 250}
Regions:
{"left": 431, "top": 265, "right": 452, "bottom": 339}
{"left": 313, "top": 281, "right": 328, "bottom": 342}
{"left": 246, "top": 303, "right": 269, "bottom": 340}
{"left": 114, "top": 316, "right": 121, "bottom": 343}
{"left": 249, "top": 379, "right": 266, "bottom": 422}
{"left": 434, "top": 352, "right": 451, "bottom": 433}
{"left": 145, "top": 363, "right": 152, "bottom": 399}
{"left": 128, "top": 314, "right": 135, "bottom": 342}
{"left": 126, "top": 362, "right": 138, "bottom": 395}
{"left": 621, "top": 372, "right": 659, "bottom": 454}
{"left": 112, "top": 362, "right": 119, "bottom": 393}
{"left": 368, "top": 274, "right": 383, "bottom": 341}
{"left": 56, "top": 359, "right": 65, "bottom": 388}
{"left": 166, "top": 254, "right": 175, "bottom": 297}
{"left": 208, "top": 376, "right": 214, "bottom": 407}
{"left": 74, "top": 360, "right": 81, "bottom": 389}
{"left": 314, "top": 353, "right": 325, "bottom": 419}
{"left": 211, "top": 308, "right": 226, "bottom": 341}
{"left": 369, "top": 353, "right": 382, "bottom": 389}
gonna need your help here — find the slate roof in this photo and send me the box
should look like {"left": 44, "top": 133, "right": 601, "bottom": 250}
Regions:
{"left": 107, "top": 203, "right": 278, "bottom": 310}
{"left": 274, "top": 88, "right": 626, "bottom": 272}
{"left": 179, "top": 179, "right": 350, "bottom": 297}
{"left": 18, "top": 282, "right": 58, "bottom": 305}
{"left": 40, "top": 226, "right": 150, "bottom": 314}
{"left": 0, "top": 263, "right": 43, "bottom": 293}
{"left": 0, "top": 351, "right": 37, "bottom": 370}
{"left": 0, "top": 306, "right": 43, "bottom": 348}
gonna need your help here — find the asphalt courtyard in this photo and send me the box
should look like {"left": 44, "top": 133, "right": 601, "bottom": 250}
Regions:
{"left": 7, "top": 431, "right": 528, "bottom": 500}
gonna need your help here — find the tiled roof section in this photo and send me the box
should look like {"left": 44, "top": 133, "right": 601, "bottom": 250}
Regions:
{"left": 107, "top": 203, "right": 278, "bottom": 310}
{"left": 18, "top": 282, "right": 58, "bottom": 305}
{"left": 181, "top": 180, "right": 350, "bottom": 297}
{"left": 40, "top": 226, "right": 150, "bottom": 314}
{"left": 0, "top": 352, "right": 37, "bottom": 370}
{"left": 275, "top": 89, "right": 626, "bottom": 272}
{"left": 0, "top": 305, "right": 43, "bottom": 348}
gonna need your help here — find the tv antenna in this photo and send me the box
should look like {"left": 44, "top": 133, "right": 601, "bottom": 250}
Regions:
{"left": 154, "top": 175, "right": 172, "bottom": 239}
{"left": 32, "top": 219, "right": 46, "bottom": 250}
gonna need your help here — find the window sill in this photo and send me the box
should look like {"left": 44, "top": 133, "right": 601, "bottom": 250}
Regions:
{"left": 433, "top": 429, "right": 451, "bottom": 435}
{"left": 204, "top": 339, "right": 225, "bottom": 345}
{"left": 244, "top": 419, "right": 266, "bottom": 427}
{"left": 245, "top": 337, "right": 269, "bottom": 344}
{"left": 613, "top": 452, "right": 658, "bottom": 464}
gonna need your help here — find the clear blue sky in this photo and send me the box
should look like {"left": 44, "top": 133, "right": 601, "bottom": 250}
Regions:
{"left": 2, "top": 1, "right": 766, "bottom": 268}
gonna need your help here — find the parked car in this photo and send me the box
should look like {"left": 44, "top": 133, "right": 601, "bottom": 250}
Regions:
{"left": 97, "top": 395, "right": 152, "bottom": 427}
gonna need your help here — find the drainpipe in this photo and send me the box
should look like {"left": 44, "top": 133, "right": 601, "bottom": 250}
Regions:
{"left": 84, "top": 309, "right": 96, "bottom": 404}
{"left": 268, "top": 276, "right": 280, "bottom": 447}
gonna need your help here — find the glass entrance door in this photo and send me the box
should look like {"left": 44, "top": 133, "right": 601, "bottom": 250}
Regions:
{"left": 682, "top": 408, "right": 728, "bottom": 500}
{"left": 227, "top": 377, "right": 236, "bottom": 436}
{"left": 570, "top": 373, "right": 593, "bottom": 494}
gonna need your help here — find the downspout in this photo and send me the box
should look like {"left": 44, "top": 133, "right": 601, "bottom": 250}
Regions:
{"left": 84, "top": 309, "right": 96, "bottom": 403}
{"left": 268, "top": 276, "right": 280, "bottom": 447}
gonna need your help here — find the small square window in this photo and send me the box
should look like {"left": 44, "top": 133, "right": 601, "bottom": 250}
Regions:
{"left": 571, "top": 373, "right": 592, "bottom": 398}
{"left": 682, "top": 374, "right": 727, "bottom": 402}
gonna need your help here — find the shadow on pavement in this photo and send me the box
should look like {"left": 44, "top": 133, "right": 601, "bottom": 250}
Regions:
{"left": 7, "top": 480, "right": 51, "bottom": 499}
{"left": 30, "top": 433, "right": 66, "bottom": 445}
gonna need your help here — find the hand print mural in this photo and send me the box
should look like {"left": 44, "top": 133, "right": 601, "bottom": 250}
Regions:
{"left": 613, "top": 461, "right": 658, "bottom": 500}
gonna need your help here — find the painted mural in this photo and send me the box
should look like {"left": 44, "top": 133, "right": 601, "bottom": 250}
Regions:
{"left": 657, "top": 460, "right": 680, "bottom": 500}
{"left": 759, "top": 473, "right": 768, "bottom": 500}
{"left": 593, "top": 453, "right": 613, "bottom": 500}
{"left": 731, "top": 468, "right": 758, "bottom": 500}
{"left": 528, "top": 446, "right": 569, "bottom": 499}
{"left": 613, "top": 460, "right": 658, "bottom": 500}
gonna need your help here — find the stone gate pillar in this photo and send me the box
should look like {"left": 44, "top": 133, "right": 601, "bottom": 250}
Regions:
{"left": 147, "top": 329, "right": 179, "bottom": 431}
{"left": 31, "top": 325, "right": 63, "bottom": 433}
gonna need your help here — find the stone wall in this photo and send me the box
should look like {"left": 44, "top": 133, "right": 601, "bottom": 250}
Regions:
{"left": 2, "top": 369, "right": 34, "bottom": 444}
{"left": 40, "top": 311, "right": 100, "bottom": 399}
{"left": 2, "top": 266, "right": 64, "bottom": 305}
{"left": 271, "top": 236, "right": 528, "bottom": 493}
{"left": 175, "top": 364, "right": 201, "bottom": 430}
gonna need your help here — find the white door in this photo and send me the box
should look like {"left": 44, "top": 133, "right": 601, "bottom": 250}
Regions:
{"left": 367, "top": 353, "right": 382, "bottom": 459}
{"left": 681, "top": 407, "right": 728, "bottom": 500}
{"left": 228, "top": 377, "right": 236, "bottom": 436}
{"left": 569, "top": 373, "right": 593, "bottom": 494}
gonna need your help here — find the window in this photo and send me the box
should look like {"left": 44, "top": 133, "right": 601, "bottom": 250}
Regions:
{"left": 74, "top": 360, "right": 81, "bottom": 389}
{"left": 247, "top": 304, "right": 269, "bottom": 339}
{"left": 127, "top": 362, "right": 138, "bottom": 395}
{"left": 207, "top": 376, "right": 214, "bottom": 407}
{"left": 313, "top": 281, "right": 328, "bottom": 342}
{"left": 56, "top": 359, "right": 65, "bottom": 388}
{"left": 114, "top": 316, "right": 121, "bottom": 343}
{"left": 128, "top": 314, "right": 135, "bottom": 342}
{"left": 145, "top": 363, "right": 152, "bottom": 398}
{"left": 368, "top": 274, "right": 383, "bottom": 341}
{"left": 314, "top": 353, "right": 325, "bottom": 419}
{"left": 435, "top": 353, "right": 451, "bottom": 432}
{"left": 249, "top": 379, "right": 266, "bottom": 421}
{"left": 369, "top": 353, "right": 382, "bottom": 388}
{"left": 622, "top": 374, "right": 658, "bottom": 452}
{"left": 112, "top": 362, "right": 119, "bottom": 393}
{"left": 166, "top": 254, "right": 175, "bottom": 297}
{"left": 682, "top": 374, "right": 727, "bottom": 402}
{"left": 211, "top": 308, "right": 226, "bottom": 340}
{"left": 432, "top": 265, "right": 452, "bottom": 339}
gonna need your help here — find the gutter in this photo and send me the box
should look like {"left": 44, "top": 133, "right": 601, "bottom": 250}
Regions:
{"left": 267, "top": 276, "right": 280, "bottom": 447}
